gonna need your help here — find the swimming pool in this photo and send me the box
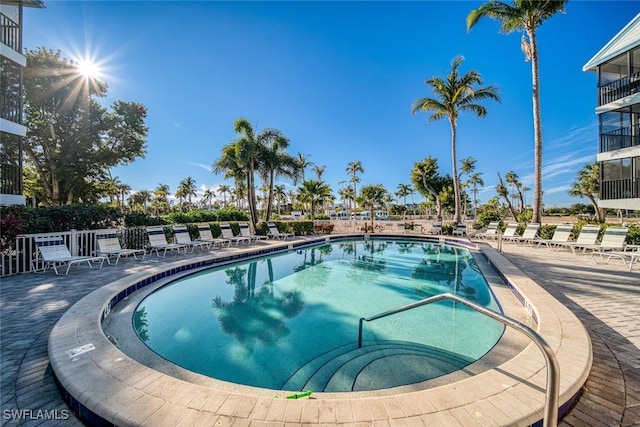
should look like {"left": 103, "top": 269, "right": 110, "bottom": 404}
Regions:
{"left": 133, "top": 238, "right": 504, "bottom": 392}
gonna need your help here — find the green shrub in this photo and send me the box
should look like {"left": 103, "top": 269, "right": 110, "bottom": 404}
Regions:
{"left": 1, "top": 204, "right": 122, "bottom": 233}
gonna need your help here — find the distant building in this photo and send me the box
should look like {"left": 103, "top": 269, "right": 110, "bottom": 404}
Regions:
{"left": 0, "top": 0, "right": 45, "bottom": 205}
{"left": 583, "top": 13, "right": 640, "bottom": 211}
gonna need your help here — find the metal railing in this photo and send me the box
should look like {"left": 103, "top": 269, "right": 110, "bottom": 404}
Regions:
{"left": 599, "top": 71, "right": 640, "bottom": 105}
{"left": 600, "top": 124, "right": 640, "bottom": 152}
{"left": 357, "top": 293, "right": 560, "bottom": 427}
{"left": 0, "top": 13, "right": 20, "bottom": 52}
{"left": 601, "top": 178, "right": 639, "bottom": 200}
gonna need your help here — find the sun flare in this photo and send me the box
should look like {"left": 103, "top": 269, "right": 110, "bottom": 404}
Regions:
{"left": 76, "top": 59, "right": 101, "bottom": 80}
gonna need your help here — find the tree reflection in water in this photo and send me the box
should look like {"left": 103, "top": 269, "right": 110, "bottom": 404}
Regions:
{"left": 413, "top": 243, "right": 478, "bottom": 301}
{"left": 212, "top": 259, "right": 304, "bottom": 352}
{"left": 134, "top": 307, "right": 149, "bottom": 342}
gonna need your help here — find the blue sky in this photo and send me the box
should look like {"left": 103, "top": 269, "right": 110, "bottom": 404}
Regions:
{"left": 24, "top": 1, "right": 638, "bottom": 208}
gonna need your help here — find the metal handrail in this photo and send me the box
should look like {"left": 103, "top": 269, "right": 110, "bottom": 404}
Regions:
{"left": 357, "top": 293, "right": 559, "bottom": 427}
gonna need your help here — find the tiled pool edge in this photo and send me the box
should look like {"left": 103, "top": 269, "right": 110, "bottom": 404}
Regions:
{"left": 48, "top": 235, "right": 592, "bottom": 426}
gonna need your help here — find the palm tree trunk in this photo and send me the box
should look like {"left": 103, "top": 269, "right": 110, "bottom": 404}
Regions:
{"left": 265, "top": 171, "right": 275, "bottom": 221}
{"left": 529, "top": 29, "right": 544, "bottom": 224}
{"left": 450, "top": 118, "right": 461, "bottom": 223}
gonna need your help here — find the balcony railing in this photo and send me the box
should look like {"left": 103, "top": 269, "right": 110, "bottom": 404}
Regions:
{"left": 599, "top": 72, "right": 640, "bottom": 105}
{"left": 0, "top": 13, "right": 20, "bottom": 52}
{"left": 600, "top": 123, "right": 640, "bottom": 152}
{"left": 600, "top": 178, "right": 639, "bottom": 200}
{"left": 0, "top": 162, "right": 22, "bottom": 195}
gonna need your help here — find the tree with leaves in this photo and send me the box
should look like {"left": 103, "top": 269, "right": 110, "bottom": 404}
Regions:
{"left": 496, "top": 173, "right": 519, "bottom": 219}
{"left": 411, "top": 56, "right": 499, "bottom": 223}
{"left": 297, "top": 180, "right": 332, "bottom": 220}
{"left": 357, "top": 184, "right": 389, "bottom": 230}
{"left": 569, "top": 162, "right": 604, "bottom": 223}
{"left": 257, "top": 130, "right": 297, "bottom": 221}
{"left": 217, "top": 184, "right": 232, "bottom": 207}
{"left": 177, "top": 177, "right": 197, "bottom": 210}
{"left": 23, "top": 47, "right": 148, "bottom": 206}
{"left": 467, "top": 0, "right": 567, "bottom": 224}
{"left": 346, "top": 161, "right": 364, "bottom": 208}
{"left": 410, "top": 156, "right": 452, "bottom": 218}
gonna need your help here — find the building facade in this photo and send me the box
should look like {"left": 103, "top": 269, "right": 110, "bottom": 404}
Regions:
{"left": 0, "top": 0, "right": 44, "bottom": 205}
{"left": 583, "top": 13, "right": 640, "bottom": 211}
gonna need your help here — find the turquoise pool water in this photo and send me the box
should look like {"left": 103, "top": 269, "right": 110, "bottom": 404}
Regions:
{"left": 134, "top": 239, "right": 504, "bottom": 392}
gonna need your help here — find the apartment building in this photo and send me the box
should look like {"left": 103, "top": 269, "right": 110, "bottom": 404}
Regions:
{"left": 0, "top": 0, "right": 44, "bottom": 205}
{"left": 583, "top": 13, "right": 640, "bottom": 211}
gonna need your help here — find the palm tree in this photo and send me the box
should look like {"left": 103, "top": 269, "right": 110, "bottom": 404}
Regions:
{"left": 339, "top": 185, "right": 355, "bottom": 213}
{"left": 298, "top": 180, "right": 332, "bottom": 220}
{"left": 505, "top": 171, "right": 524, "bottom": 213}
{"left": 312, "top": 165, "right": 327, "bottom": 181}
{"left": 257, "top": 131, "right": 297, "bottom": 221}
{"left": 346, "top": 161, "right": 364, "bottom": 208}
{"left": 467, "top": 0, "right": 567, "bottom": 224}
{"left": 467, "top": 172, "right": 484, "bottom": 219}
{"left": 357, "top": 184, "right": 389, "bottom": 230}
{"left": 217, "top": 184, "right": 232, "bottom": 206}
{"left": 213, "top": 144, "right": 246, "bottom": 208}
{"left": 411, "top": 56, "right": 500, "bottom": 223}
{"left": 177, "top": 177, "right": 197, "bottom": 210}
{"left": 569, "top": 162, "right": 604, "bottom": 223}
{"left": 202, "top": 188, "right": 216, "bottom": 209}
{"left": 152, "top": 183, "right": 171, "bottom": 215}
{"left": 295, "top": 153, "right": 314, "bottom": 185}
{"left": 273, "top": 184, "right": 287, "bottom": 215}
{"left": 117, "top": 182, "right": 131, "bottom": 212}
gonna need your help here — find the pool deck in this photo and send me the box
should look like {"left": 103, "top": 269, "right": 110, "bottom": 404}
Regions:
{"left": 0, "top": 234, "right": 638, "bottom": 426}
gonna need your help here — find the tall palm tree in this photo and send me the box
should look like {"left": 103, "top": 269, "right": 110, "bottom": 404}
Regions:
{"left": 217, "top": 184, "right": 232, "bottom": 206}
{"left": 202, "top": 188, "right": 216, "bottom": 209}
{"left": 411, "top": 56, "right": 500, "bottom": 223}
{"left": 273, "top": 184, "right": 287, "bottom": 215}
{"left": 152, "top": 183, "right": 170, "bottom": 215}
{"left": 177, "top": 177, "right": 197, "bottom": 210}
{"left": 467, "top": 0, "right": 567, "bottom": 224}
{"left": 346, "top": 161, "right": 364, "bottom": 208}
{"left": 117, "top": 182, "right": 131, "bottom": 213}
{"left": 258, "top": 131, "right": 297, "bottom": 221}
{"left": 312, "top": 165, "right": 327, "bottom": 181}
{"left": 467, "top": 172, "right": 484, "bottom": 219}
{"left": 295, "top": 153, "right": 313, "bottom": 185}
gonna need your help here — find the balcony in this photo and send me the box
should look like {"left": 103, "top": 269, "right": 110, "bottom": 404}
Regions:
{"left": 600, "top": 124, "right": 640, "bottom": 152}
{"left": 599, "top": 72, "right": 640, "bottom": 106}
{"left": 0, "top": 13, "right": 20, "bottom": 52}
{"left": 600, "top": 178, "right": 639, "bottom": 200}
{"left": 0, "top": 162, "right": 22, "bottom": 196}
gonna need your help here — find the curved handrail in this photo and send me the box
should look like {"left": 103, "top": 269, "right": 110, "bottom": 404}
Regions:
{"left": 357, "top": 292, "right": 559, "bottom": 427}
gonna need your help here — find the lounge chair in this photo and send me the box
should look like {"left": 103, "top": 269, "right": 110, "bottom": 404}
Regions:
{"left": 428, "top": 222, "right": 442, "bottom": 235}
{"left": 602, "top": 245, "right": 640, "bottom": 271}
{"left": 267, "top": 222, "right": 294, "bottom": 240}
{"left": 95, "top": 230, "right": 146, "bottom": 265}
{"left": 535, "top": 224, "right": 574, "bottom": 248}
{"left": 554, "top": 225, "right": 601, "bottom": 254}
{"left": 220, "top": 223, "right": 252, "bottom": 245}
{"left": 195, "top": 224, "right": 231, "bottom": 248}
{"left": 474, "top": 221, "right": 500, "bottom": 239}
{"left": 173, "top": 224, "right": 211, "bottom": 252}
{"left": 504, "top": 223, "right": 540, "bottom": 245}
{"left": 239, "top": 223, "right": 268, "bottom": 243}
{"left": 452, "top": 222, "right": 467, "bottom": 237}
{"left": 146, "top": 225, "right": 188, "bottom": 257}
{"left": 32, "top": 235, "right": 106, "bottom": 275}
{"left": 579, "top": 226, "right": 628, "bottom": 255}
{"left": 499, "top": 223, "right": 519, "bottom": 241}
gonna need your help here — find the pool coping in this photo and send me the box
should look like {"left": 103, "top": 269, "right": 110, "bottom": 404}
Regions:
{"left": 48, "top": 234, "right": 592, "bottom": 426}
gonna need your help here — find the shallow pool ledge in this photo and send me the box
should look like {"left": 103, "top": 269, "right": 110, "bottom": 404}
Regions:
{"left": 48, "top": 236, "right": 592, "bottom": 426}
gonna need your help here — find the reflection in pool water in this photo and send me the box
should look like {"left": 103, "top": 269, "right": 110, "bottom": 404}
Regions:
{"left": 134, "top": 239, "right": 503, "bottom": 391}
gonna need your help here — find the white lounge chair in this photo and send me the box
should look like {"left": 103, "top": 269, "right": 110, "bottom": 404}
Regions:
{"left": 146, "top": 225, "right": 188, "bottom": 257}
{"left": 555, "top": 225, "right": 601, "bottom": 254}
{"left": 173, "top": 224, "right": 211, "bottom": 252}
{"left": 602, "top": 246, "right": 640, "bottom": 271}
{"left": 220, "top": 223, "right": 252, "bottom": 245}
{"left": 451, "top": 222, "right": 467, "bottom": 237}
{"left": 267, "top": 222, "right": 294, "bottom": 240}
{"left": 535, "top": 224, "right": 574, "bottom": 248}
{"left": 32, "top": 235, "right": 106, "bottom": 275}
{"left": 95, "top": 230, "right": 146, "bottom": 265}
{"left": 504, "top": 223, "right": 540, "bottom": 245}
{"left": 239, "top": 223, "right": 268, "bottom": 243}
{"left": 195, "top": 224, "right": 231, "bottom": 248}
{"left": 474, "top": 221, "right": 500, "bottom": 239}
{"left": 580, "top": 226, "right": 628, "bottom": 256}
{"left": 428, "top": 222, "right": 442, "bottom": 235}
{"left": 499, "top": 223, "right": 519, "bottom": 241}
